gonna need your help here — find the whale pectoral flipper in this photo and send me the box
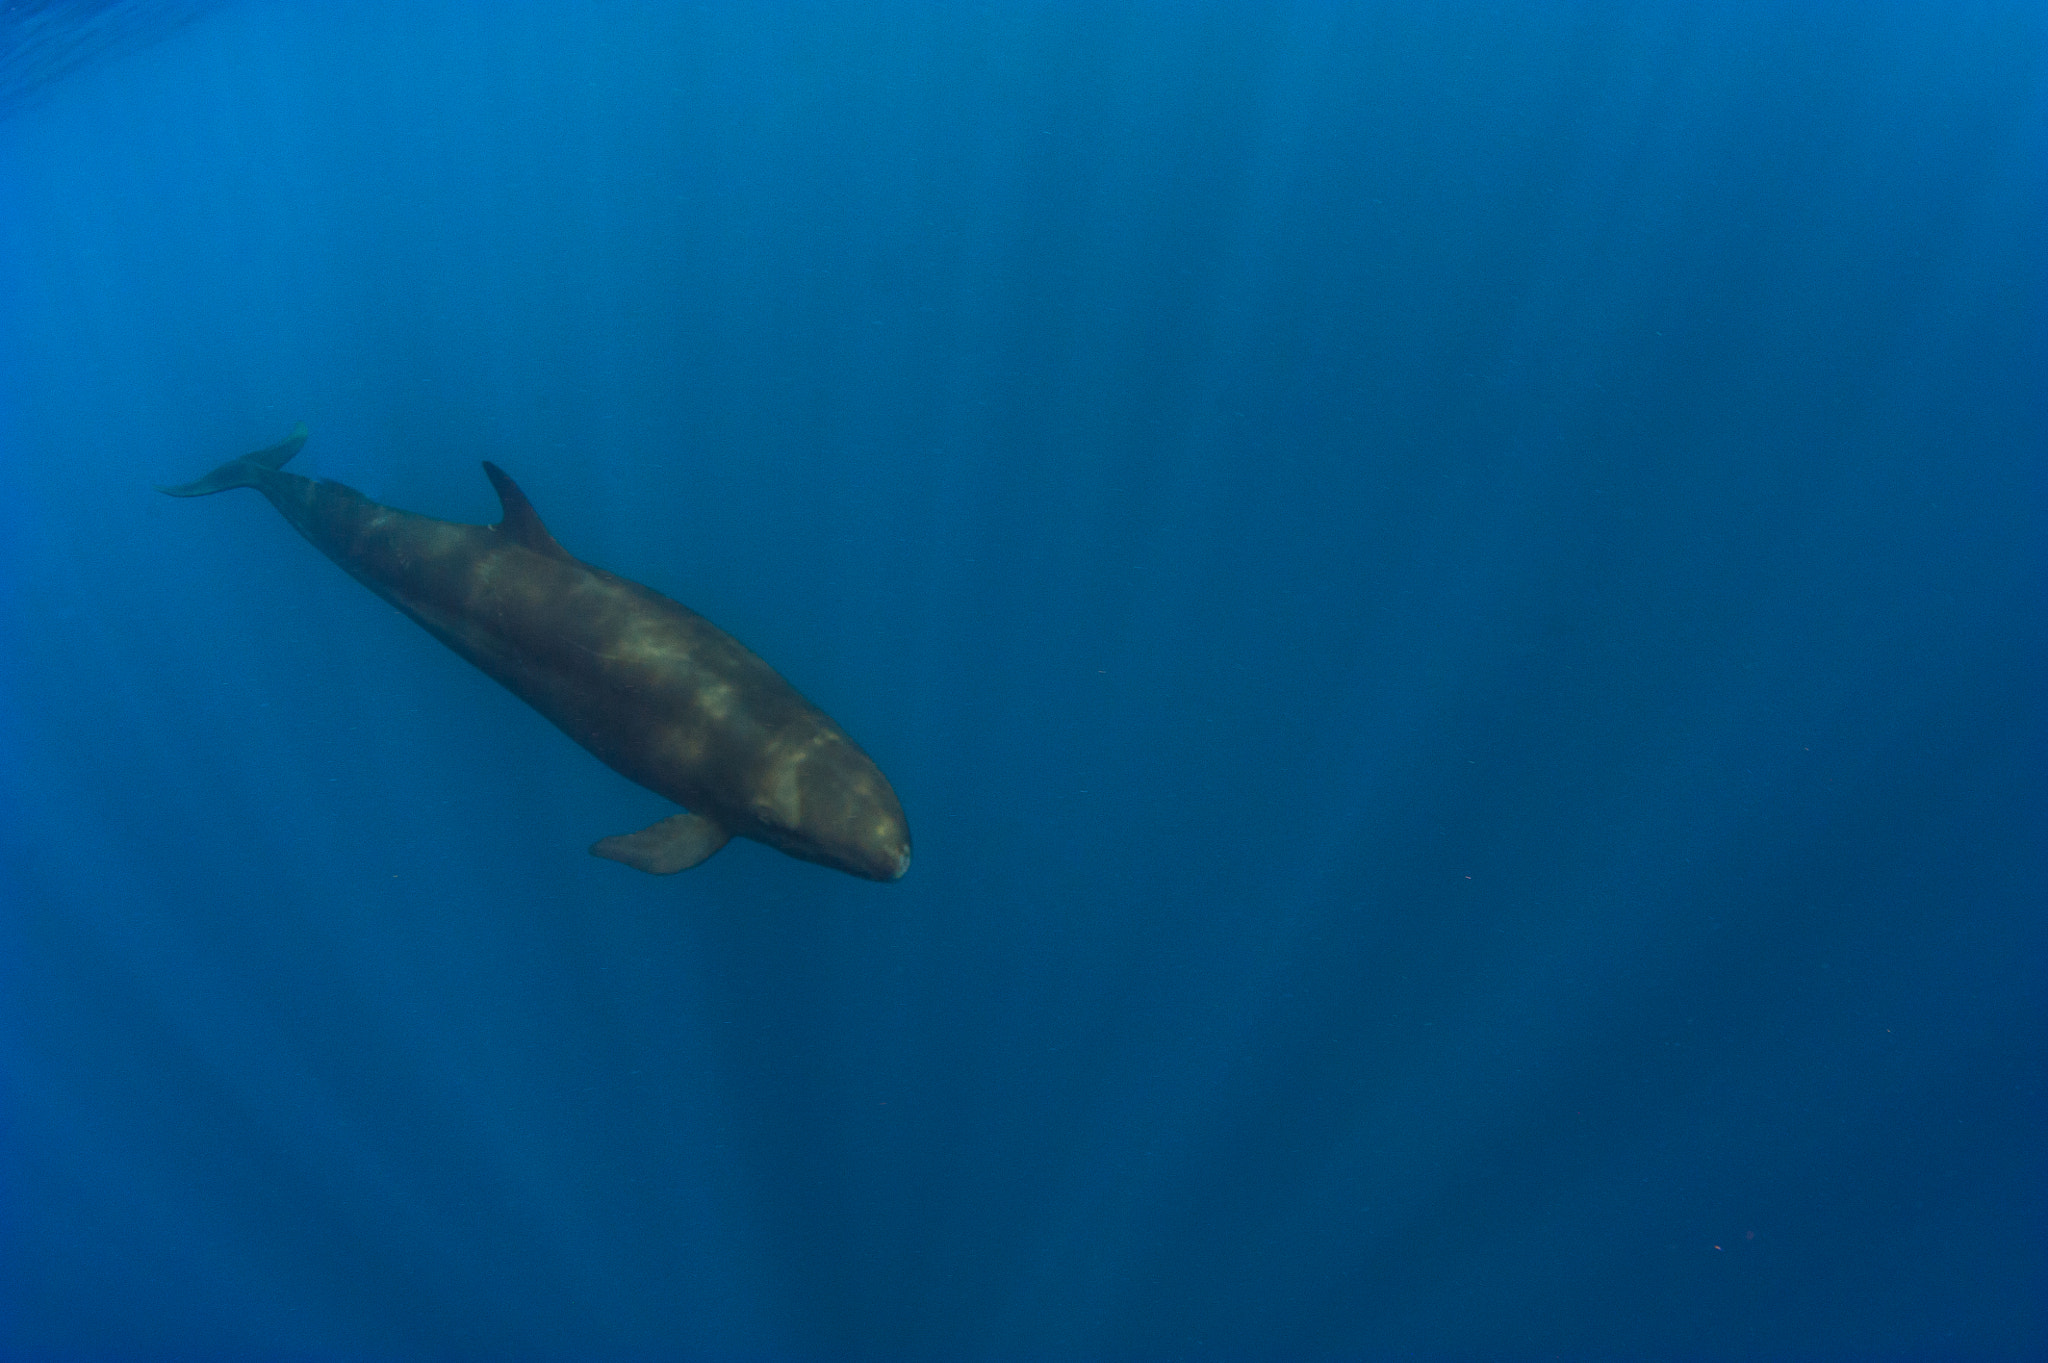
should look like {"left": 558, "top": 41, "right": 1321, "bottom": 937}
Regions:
{"left": 591, "top": 811, "right": 732, "bottom": 875}
{"left": 157, "top": 423, "right": 310, "bottom": 497}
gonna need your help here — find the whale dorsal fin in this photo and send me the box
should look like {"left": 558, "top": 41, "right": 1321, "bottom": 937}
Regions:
{"left": 481, "top": 461, "right": 571, "bottom": 561}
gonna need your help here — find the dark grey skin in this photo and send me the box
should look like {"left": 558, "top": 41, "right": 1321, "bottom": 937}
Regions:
{"left": 160, "top": 425, "right": 910, "bottom": 882}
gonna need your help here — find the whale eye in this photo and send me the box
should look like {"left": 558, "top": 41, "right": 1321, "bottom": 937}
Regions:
{"left": 752, "top": 767, "right": 804, "bottom": 831}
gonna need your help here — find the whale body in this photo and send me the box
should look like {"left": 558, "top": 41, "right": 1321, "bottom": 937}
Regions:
{"left": 160, "top": 426, "right": 910, "bottom": 882}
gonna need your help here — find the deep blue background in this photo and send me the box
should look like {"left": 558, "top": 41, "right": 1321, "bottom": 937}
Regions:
{"left": 2, "top": 3, "right": 2042, "bottom": 1357}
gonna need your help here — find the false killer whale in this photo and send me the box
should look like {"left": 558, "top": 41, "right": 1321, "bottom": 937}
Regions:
{"left": 159, "top": 425, "right": 910, "bottom": 882}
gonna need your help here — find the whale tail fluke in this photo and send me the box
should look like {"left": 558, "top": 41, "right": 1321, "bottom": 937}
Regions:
{"left": 157, "top": 423, "right": 309, "bottom": 497}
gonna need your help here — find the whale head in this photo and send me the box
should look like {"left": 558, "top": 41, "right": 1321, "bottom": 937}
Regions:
{"left": 744, "top": 729, "right": 911, "bottom": 881}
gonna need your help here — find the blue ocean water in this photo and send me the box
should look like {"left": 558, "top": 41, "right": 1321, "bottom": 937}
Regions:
{"left": 1, "top": 2, "right": 2041, "bottom": 1357}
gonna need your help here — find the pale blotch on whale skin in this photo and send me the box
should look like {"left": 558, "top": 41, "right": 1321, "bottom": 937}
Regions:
{"left": 159, "top": 425, "right": 910, "bottom": 883}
